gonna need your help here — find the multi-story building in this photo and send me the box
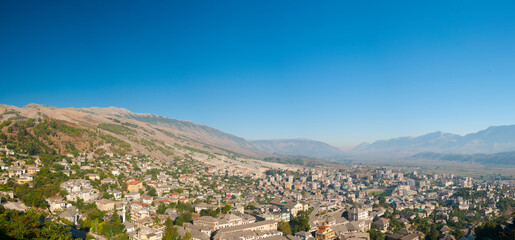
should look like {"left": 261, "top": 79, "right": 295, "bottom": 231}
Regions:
{"left": 348, "top": 207, "right": 368, "bottom": 221}
{"left": 127, "top": 180, "right": 143, "bottom": 193}
{"left": 315, "top": 222, "right": 337, "bottom": 240}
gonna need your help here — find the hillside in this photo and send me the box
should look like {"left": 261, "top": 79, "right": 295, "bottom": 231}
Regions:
{"left": 122, "top": 113, "right": 258, "bottom": 153}
{"left": 0, "top": 104, "right": 302, "bottom": 172}
{"left": 0, "top": 118, "right": 131, "bottom": 157}
{"left": 0, "top": 104, "right": 262, "bottom": 156}
{"left": 250, "top": 138, "right": 346, "bottom": 159}
{"left": 0, "top": 104, "right": 351, "bottom": 163}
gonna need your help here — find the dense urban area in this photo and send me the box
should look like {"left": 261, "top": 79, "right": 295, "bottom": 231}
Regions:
{"left": 0, "top": 117, "right": 513, "bottom": 240}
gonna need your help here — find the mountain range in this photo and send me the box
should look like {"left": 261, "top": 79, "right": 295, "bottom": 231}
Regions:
{"left": 0, "top": 104, "right": 343, "bottom": 164}
{"left": 250, "top": 138, "right": 346, "bottom": 159}
{"left": 349, "top": 125, "right": 515, "bottom": 158}
{"left": 1, "top": 103, "right": 514, "bottom": 166}
{"left": 0, "top": 104, "right": 264, "bottom": 158}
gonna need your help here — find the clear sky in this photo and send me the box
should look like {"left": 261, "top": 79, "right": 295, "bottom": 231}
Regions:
{"left": 1, "top": 1, "right": 514, "bottom": 149}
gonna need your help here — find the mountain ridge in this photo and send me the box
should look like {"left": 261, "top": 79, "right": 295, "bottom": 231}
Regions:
{"left": 250, "top": 138, "right": 346, "bottom": 159}
{"left": 1, "top": 104, "right": 345, "bottom": 161}
{"left": 0, "top": 104, "right": 266, "bottom": 158}
{"left": 5, "top": 103, "right": 514, "bottom": 164}
{"left": 348, "top": 125, "right": 515, "bottom": 158}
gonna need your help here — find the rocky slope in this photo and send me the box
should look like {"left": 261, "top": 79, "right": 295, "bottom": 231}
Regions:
{"left": 0, "top": 103, "right": 351, "bottom": 162}
{"left": 0, "top": 104, "right": 267, "bottom": 160}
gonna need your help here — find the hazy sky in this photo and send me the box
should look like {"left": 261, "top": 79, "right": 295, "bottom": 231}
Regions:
{"left": 1, "top": 1, "right": 514, "bottom": 149}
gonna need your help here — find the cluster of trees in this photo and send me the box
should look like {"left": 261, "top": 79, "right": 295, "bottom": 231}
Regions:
{"left": 0, "top": 119, "right": 55, "bottom": 155}
{"left": 221, "top": 204, "right": 231, "bottom": 214}
{"left": 496, "top": 197, "right": 514, "bottom": 213}
{"left": 0, "top": 118, "right": 99, "bottom": 156}
{"left": 164, "top": 218, "right": 192, "bottom": 240}
{"left": 453, "top": 188, "right": 488, "bottom": 201}
{"left": 97, "top": 123, "right": 135, "bottom": 136}
{"left": 101, "top": 211, "right": 125, "bottom": 239}
{"left": 97, "top": 132, "right": 132, "bottom": 155}
{"left": 277, "top": 208, "right": 316, "bottom": 235}
{"left": 244, "top": 203, "right": 256, "bottom": 210}
{"left": 70, "top": 199, "right": 97, "bottom": 212}
{"left": 368, "top": 228, "right": 384, "bottom": 240}
{"left": 153, "top": 200, "right": 195, "bottom": 227}
{"left": 175, "top": 212, "right": 192, "bottom": 226}
{"left": 288, "top": 210, "right": 311, "bottom": 234}
{"left": 10, "top": 167, "right": 69, "bottom": 208}
{"left": 0, "top": 120, "right": 12, "bottom": 129}
{"left": 475, "top": 218, "right": 514, "bottom": 240}
{"left": 0, "top": 207, "right": 72, "bottom": 239}
{"left": 382, "top": 211, "right": 405, "bottom": 232}
{"left": 139, "top": 138, "right": 175, "bottom": 156}
{"left": 157, "top": 203, "right": 169, "bottom": 214}
{"left": 79, "top": 209, "right": 125, "bottom": 239}
{"left": 277, "top": 221, "right": 292, "bottom": 235}
{"left": 13, "top": 183, "right": 48, "bottom": 208}
{"left": 0, "top": 117, "right": 133, "bottom": 158}
{"left": 144, "top": 184, "right": 158, "bottom": 197}
{"left": 200, "top": 208, "right": 220, "bottom": 217}
{"left": 425, "top": 225, "right": 443, "bottom": 240}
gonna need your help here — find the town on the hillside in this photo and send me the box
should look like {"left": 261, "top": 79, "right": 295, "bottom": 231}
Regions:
{"left": 0, "top": 138, "right": 513, "bottom": 240}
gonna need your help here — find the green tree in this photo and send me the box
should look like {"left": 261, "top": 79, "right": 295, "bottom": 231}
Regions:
{"left": 451, "top": 229, "right": 465, "bottom": 239}
{"left": 147, "top": 186, "right": 157, "bottom": 197}
{"left": 183, "top": 231, "right": 192, "bottom": 240}
{"left": 200, "top": 208, "right": 218, "bottom": 217}
{"left": 290, "top": 210, "right": 310, "bottom": 234}
{"left": 475, "top": 221, "right": 504, "bottom": 240}
{"left": 425, "top": 225, "right": 441, "bottom": 240}
{"left": 101, "top": 211, "right": 125, "bottom": 238}
{"left": 278, "top": 220, "right": 292, "bottom": 235}
{"left": 368, "top": 228, "right": 384, "bottom": 240}
{"left": 496, "top": 197, "right": 514, "bottom": 213}
{"left": 221, "top": 204, "right": 232, "bottom": 214}
{"left": 175, "top": 212, "right": 192, "bottom": 226}
{"left": 102, "top": 192, "right": 113, "bottom": 199}
{"left": 113, "top": 233, "right": 130, "bottom": 240}
{"left": 157, "top": 203, "right": 168, "bottom": 214}
{"left": 0, "top": 208, "right": 72, "bottom": 239}
{"left": 164, "top": 218, "right": 181, "bottom": 240}
{"left": 244, "top": 204, "right": 256, "bottom": 210}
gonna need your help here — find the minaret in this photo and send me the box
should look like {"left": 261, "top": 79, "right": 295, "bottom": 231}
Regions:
{"left": 122, "top": 203, "right": 126, "bottom": 223}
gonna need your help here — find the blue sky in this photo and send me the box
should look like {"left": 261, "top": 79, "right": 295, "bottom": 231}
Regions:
{"left": 1, "top": 1, "right": 514, "bottom": 149}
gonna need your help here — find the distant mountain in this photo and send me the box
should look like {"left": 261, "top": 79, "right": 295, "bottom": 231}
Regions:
{"left": 250, "top": 138, "right": 346, "bottom": 159}
{"left": 349, "top": 125, "right": 515, "bottom": 158}
{"left": 412, "top": 151, "right": 515, "bottom": 165}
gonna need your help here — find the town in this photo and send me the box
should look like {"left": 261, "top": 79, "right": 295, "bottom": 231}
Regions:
{"left": 0, "top": 125, "right": 513, "bottom": 240}
{"left": 2, "top": 1, "right": 515, "bottom": 239}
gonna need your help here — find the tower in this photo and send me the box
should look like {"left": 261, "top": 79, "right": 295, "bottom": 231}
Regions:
{"left": 122, "top": 203, "right": 126, "bottom": 223}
